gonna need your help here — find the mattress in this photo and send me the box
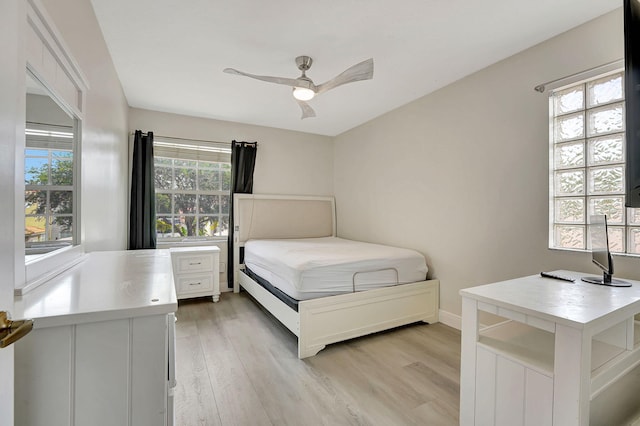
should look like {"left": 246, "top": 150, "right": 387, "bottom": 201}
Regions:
{"left": 243, "top": 237, "right": 428, "bottom": 300}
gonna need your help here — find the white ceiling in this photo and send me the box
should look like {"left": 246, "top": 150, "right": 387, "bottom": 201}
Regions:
{"left": 89, "top": 0, "right": 621, "bottom": 137}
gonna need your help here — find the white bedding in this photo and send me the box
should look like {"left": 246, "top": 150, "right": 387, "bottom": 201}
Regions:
{"left": 243, "top": 237, "right": 428, "bottom": 300}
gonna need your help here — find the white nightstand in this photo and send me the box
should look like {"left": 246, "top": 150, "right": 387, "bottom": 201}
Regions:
{"left": 169, "top": 246, "right": 220, "bottom": 302}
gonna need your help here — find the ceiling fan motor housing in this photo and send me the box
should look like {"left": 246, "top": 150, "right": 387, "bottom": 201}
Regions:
{"left": 295, "top": 56, "right": 313, "bottom": 71}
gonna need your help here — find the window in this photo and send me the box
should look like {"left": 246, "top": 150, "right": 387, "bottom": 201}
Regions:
{"left": 153, "top": 138, "right": 231, "bottom": 240}
{"left": 24, "top": 122, "right": 76, "bottom": 253}
{"left": 550, "top": 71, "right": 640, "bottom": 254}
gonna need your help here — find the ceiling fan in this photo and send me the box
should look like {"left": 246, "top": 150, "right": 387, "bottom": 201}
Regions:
{"left": 223, "top": 56, "right": 374, "bottom": 119}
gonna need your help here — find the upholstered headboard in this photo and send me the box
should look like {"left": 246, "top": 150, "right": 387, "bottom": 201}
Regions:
{"left": 234, "top": 194, "right": 336, "bottom": 242}
{"left": 233, "top": 194, "right": 336, "bottom": 292}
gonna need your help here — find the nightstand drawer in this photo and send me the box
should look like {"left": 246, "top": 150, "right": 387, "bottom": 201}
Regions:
{"left": 176, "top": 274, "right": 214, "bottom": 294}
{"left": 174, "top": 254, "right": 214, "bottom": 273}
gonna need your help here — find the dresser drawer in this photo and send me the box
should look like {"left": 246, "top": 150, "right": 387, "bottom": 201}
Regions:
{"left": 176, "top": 274, "right": 214, "bottom": 294}
{"left": 174, "top": 254, "right": 214, "bottom": 273}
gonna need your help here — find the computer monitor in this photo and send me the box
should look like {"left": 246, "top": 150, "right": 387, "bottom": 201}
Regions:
{"left": 581, "top": 215, "right": 631, "bottom": 287}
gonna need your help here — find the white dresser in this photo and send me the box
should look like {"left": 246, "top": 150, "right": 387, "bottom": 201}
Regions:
{"left": 13, "top": 250, "right": 177, "bottom": 426}
{"left": 170, "top": 246, "right": 221, "bottom": 302}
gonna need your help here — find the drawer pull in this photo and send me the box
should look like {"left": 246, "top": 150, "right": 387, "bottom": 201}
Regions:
{"left": 189, "top": 262, "right": 202, "bottom": 266}
{"left": 189, "top": 282, "right": 201, "bottom": 286}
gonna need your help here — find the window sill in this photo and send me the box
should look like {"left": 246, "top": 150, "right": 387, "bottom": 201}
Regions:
{"left": 548, "top": 246, "right": 640, "bottom": 259}
{"left": 19, "top": 245, "right": 86, "bottom": 296}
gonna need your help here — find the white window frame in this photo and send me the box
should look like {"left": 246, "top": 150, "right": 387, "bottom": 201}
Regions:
{"left": 548, "top": 66, "right": 640, "bottom": 255}
{"left": 153, "top": 137, "right": 231, "bottom": 242}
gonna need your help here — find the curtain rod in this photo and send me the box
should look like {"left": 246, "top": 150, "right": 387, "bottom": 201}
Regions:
{"left": 130, "top": 132, "right": 231, "bottom": 145}
{"left": 534, "top": 58, "right": 623, "bottom": 93}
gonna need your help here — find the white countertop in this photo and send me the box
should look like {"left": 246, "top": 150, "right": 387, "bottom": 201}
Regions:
{"left": 15, "top": 250, "right": 177, "bottom": 328}
{"left": 460, "top": 270, "right": 640, "bottom": 328}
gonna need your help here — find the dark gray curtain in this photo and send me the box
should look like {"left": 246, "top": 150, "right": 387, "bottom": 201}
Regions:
{"left": 228, "top": 140, "right": 257, "bottom": 288}
{"left": 129, "top": 130, "right": 157, "bottom": 249}
{"left": 625, "top": 0, "right": 640, "bottom": 207}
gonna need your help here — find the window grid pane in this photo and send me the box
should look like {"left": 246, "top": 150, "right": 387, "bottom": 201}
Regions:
{"left": 588, "top": 135, "right": 624, "bottom": 166}
{"left": 550, "top": 71, "right": 636, "bottom": 254}
{"left": 587, "top": 165, "right": 625, "bottom": 195}
{"left": 628, "top": 227, "right": 640, "bottom": 254}
{"left": 555, "top": 198, "right": 585, "bottom": 224}
{"left": 155, "top": 155, "right": 230, "bottom": 239}
{"left": 628, "top": 208, "right": 640, "bottom": 225}
{"left": 24, "top": 142, "right": 74, "bottom": 246}
{"left": 555, "top": 225, "right": 585, "bottom": 250}
{"left": 589, "top": 196, "right": 625, "bottom": 225}
{"left": 554, "top": 112, "right": 585, "bottom": 142}
{"left": 554, "top": 141, "right": 585, "bottom": 169}
{"left": 587, "top": 74, "right": 624, "bottom": 107}
{"left": 587, "top": 103, "right": 624, "bottom": 137}
{"left": 555, "top": 85, "right": 585, "bottom": 114}
{"left": 555, "top": 170, "right": 585, "bottom": 196}
{"left": 608, "top": 226, "right": 625, "bottom": 253}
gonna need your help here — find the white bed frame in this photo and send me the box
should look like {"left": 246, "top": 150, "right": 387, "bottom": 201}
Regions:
{"left": 233, "top": 194, "right": 439, "bottom": 359}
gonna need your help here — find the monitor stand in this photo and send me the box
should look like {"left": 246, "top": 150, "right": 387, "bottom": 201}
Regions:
{"left": 581, "top": 271, "right": 632, "bottom": 287}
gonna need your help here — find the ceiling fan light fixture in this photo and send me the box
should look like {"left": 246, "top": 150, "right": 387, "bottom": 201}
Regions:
{"left": 224, "top": 55, "right": 373, "bottom": 118}
{"left": 293, "top": 87, "right": 315, "bottom": 101}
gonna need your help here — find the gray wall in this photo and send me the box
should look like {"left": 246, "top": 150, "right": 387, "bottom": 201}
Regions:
{"left": 334, "top": 8, "right": 640, "bottom": 317}
{"left": 129, "top": 107, "right": 334, "bottom": 196}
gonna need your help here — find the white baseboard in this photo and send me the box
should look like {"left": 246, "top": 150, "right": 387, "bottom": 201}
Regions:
{"left": 438, "top": 309, "right": 461, "bottom": 330}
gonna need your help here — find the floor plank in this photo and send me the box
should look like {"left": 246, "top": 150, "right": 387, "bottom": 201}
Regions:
{"left": 175, "top": 334, "right": 221, "bottom": 426}
{"left": 174, "top": 293, "right": 461, "bottom": 425}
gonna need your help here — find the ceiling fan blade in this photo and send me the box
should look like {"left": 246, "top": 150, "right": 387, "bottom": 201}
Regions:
{"left": 295, "top": 99, "right": 316, "bottom": 119}
{"left": 316, "top": 58, "right": 373, "bottom": 94}
{"left": 223, "top": 68, "right": 300, "bottom": 88}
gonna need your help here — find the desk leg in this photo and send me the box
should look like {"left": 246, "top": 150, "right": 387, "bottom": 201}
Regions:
{"left": 553, "top": 324, "right": 591, "bottom": 426}
{"left": 460, "top": 297, "right": 479, "bottom": 426}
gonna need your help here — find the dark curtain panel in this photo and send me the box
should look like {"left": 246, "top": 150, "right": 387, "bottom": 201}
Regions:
{"left": 625, "top": 0, "right": 640, "bottom": 207}
{"left": 129, "top": 130, "right": 157, "bottom": 249}
{"left": 228, "top": 140, "right": 257, "bottom": 288}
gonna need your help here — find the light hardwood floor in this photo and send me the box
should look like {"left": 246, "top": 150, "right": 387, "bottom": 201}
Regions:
{"left": 174, "top": 292, "right": 461, "bottom": 426}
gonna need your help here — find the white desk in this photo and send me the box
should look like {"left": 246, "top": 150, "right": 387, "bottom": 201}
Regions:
{"left": 460, "top": 271, "right": 640, "bottom": 426}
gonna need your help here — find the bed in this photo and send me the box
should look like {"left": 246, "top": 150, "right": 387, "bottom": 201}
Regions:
{"left": 233, "top": 194, "right": 439, "bottom": 358}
